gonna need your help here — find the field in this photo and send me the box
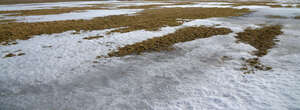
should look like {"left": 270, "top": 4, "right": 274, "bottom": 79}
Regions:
{"left": 0, "top": 0, "right": 300, "bottom": 110}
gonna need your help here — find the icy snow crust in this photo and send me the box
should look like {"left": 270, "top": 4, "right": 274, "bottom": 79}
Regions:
{"left": 0, "top": 1, "right": 169, "bottom": 11}
{"left": 6, "top": 9, "right": 143, "bottom": 22}
{"left": 0, "top": 1, "right": 170, "bottom": 22}
{"left": 1, "top": 1, "right": 300, "bottom": 110}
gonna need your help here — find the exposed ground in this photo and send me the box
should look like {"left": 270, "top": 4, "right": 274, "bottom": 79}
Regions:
{"left": 108, "top": 26, "right": 232, "bottom": 57}
{"left": 235, "top": 25, "right": 283, "bottom": 73}
{"left": 0, "top": 5, "right": 111, "bottom": 16}
{"left": 0, "top": 1, "right": 300, "bottom": 110}
{"left": 265, "top": 15, "right": 288, "bottom": 19}
{"left": 0, "top": 0, "right": 99, "bottom": 5}
{"left": 236, "top": 25, "right": 283, "bottom": 57}
{"left": 0, "top": 7, "right": 250, "bottom": 45}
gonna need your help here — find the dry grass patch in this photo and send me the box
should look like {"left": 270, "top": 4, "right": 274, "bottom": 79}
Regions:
{"left": 265, "top": 15, "right": 288, "bottom": 19}
{"left": 236, "top": 25, "right": 282, "bottom": 57}
{"left": 240, "top": 57, "right": 272, "bottom": 74}
{"left": 118, "top": 4, "right": 168, "bottom": 9}
{"left": 0, "top": 7, "right": 250, "bottom": 45}
{"left": 83, "top": 35, "right": 104, "bottom": 40}
{"left": 295, "top": 16, "right": 300, "bottom": 19}
{"left": 0, "top": 19, "right": 16, "bottom": 23}
{"left": 107, "top": 26, "right": 232, "bottom": 57}
{"left": 0, "top": 5, "right": 111, "bottom": 16}
{"left": 3, "top": 52, "right": 25, "bottom": 58}
{"left": 118, "top": 2, "right": 195, "bottom": 9}
{"left": 236, "top": 25, "right": 283, "bottom": 73}
{"left": 0, "top": 0, "right": 96, "bottom": 5}
{"left": 229, "top": 2, "right": 288, "bottom": 8}
{"left": 171, "top": 2, "right": 196, "bottom": 5}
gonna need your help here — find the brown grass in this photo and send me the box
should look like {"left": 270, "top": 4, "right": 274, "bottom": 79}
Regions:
{"left": 0, "top": 7, "right": 251, "bottom": 45}
{"left": 3, "top": 52, "right": 25, "bottom": 58}
{"left": 107, "top": 26, "right": 232, "bottom": 57}
{"left": 265, "top": 15, "right": 288, "bottom": 19}
{"left": 236, "top": 25, "right": 283, "bottom": 73}
{"left": 0, "top": 0, "right": 97, "bottom": 5}
{"left": 240, "top": 57, "right": 272, "bottom": 74}
{"left": 83, "top": 35, "right": 104, "bottom": 40}
{"left": 236, "top": 25, "right": 283, "bottom": 57}
{"left": 0, "top": 5, "right": 111, "bottom": 16}
{"left": 0, "top": 19, "right": 16, "bottom": 23}
{"left": 118, "top": 4, "right": 167, "bottom": 9}
{"left": 229, "top": 2, "right": 288, "bottom": 8}
{"left": 171, "top": 2, "right": 196, "bottom": 5}
{"left": 118, "top": 2, "right": 195, "bottom": 9}
{"left": 295, "top": 16, "right": 300, "bottom": 19}
{"left": 3, "top": 53, "right": 16, "bottom": 58}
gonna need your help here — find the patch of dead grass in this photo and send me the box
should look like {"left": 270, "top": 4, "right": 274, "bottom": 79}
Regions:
{"left": 0, "top": 5, "right": 110, "bottom": 16}
{"left": 118, "top": 2, "right": 195, "bottom": 9}
{"left": 107, "top": 26, "right": 232, "bottom": 57}
{"left": 0, "top": 0, "right": 96, "bottom": 5}
{"left": 229, "top": 2, "right": 289, "bottom": 8}
{"left": 118, "top": 4, "right": 167, "bottom": 9}
{"left": 0, "top": 19, "right": 16, "bottom": 23}
{"left": 240, "top": 57, "right": 272, "bottom": 74}
{"left": 3, "top": 52, "right": 25, "bottom": 58}
{"left": 295, "top": 16, "right": 300, "bottom": 19}
{"left": 0, "top": 7, "right": 251, "bottom": 45}
{"left": 236, "top": 25, "right": 282, "bottom": 57}
{"left": 83, "top": 35, "right": 104, "bottom": 40}
{"left": 265, "top": 15, "right": 288, "bottom": 19}
{"left": 3, "top": 53, "right": 16, "bottom": 58}
{"left": 236, "top": 25, "right": 283, "bottom": 74}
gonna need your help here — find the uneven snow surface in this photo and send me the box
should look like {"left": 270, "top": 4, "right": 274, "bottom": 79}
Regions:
{"left": 7, "top": 9, "right": 142, "bottom": 22}
{"left": 0, "top": 1, "right": 300, "bottom": 110}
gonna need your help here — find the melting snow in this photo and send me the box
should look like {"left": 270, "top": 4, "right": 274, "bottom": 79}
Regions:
{"left": 5, "top": 9, "right": 143, "bottom": 22}
{"left": 1, "top": 1, "right": 300, "bottom": 110}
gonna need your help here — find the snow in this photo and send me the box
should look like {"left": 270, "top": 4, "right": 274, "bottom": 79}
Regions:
{"left": 4, "top": 9, "right": 142, "bottom": 22}
{"left": 162, "top": 2, "right": 233, "bottom": 8}
{"left": 0, "top": 1, "right": 172, "bottom": 22}
{"left": 0, "top": 1, "right": 119, "bottom": 11}
{"left": 1, "top": 1, "right": 300, "bottom": 110}
{"left": 0, "top": 1, "right": 170, "bottom": 11}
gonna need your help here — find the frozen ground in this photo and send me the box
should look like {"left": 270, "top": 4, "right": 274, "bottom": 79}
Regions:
{"left": 1, "top": 1, "right": 300, "bottom": 110}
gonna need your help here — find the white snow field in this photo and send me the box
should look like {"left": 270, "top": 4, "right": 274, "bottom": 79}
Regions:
{"left": 0, "top": 1, "right": 300, "bottom": 110}
{"left": 6, "top": 9, "right": 143, "bottom": 22}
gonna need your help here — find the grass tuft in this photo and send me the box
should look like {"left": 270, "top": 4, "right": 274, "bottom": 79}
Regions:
{"left": 0, "top": 19, "right": 16, "bottom": 24}
{"left": 4, "top": 53, "right": 16, "bottom": 58}
{"left": 265, "top": 15, "right": 288, "bottom": 19}
{"left": 108, "top": 26, "right": 232, "bottom": 57}
{"left": 83, "top": 35, "right": 104, "bottom": 40}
